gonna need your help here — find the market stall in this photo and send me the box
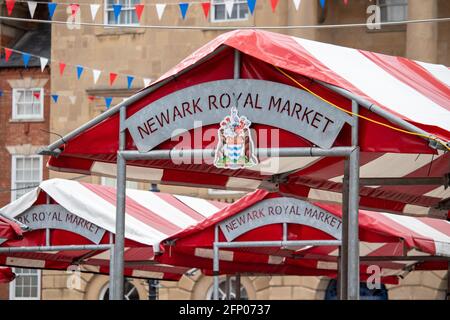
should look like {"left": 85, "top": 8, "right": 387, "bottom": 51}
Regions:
{"left": 0, "top": 178, "right": 227, "bottom": 285}
{"left": 38, "top": 30, "right": 450, "bottom": 299}
{"left": 156, "top": 190, "right": 450, "bottom": 298}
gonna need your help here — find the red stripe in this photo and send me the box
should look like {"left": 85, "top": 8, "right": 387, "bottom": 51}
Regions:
{"left": 81, "top": 182, "right": 182, "bottom": 236}
{"left": 360, "top": 50, "right": 450, "bottom": 111}
{"left": 156, "top": 193, "right": 206, "bottom": 222}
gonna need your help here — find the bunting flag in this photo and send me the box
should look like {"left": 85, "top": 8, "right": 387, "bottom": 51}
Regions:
{"left": 344, "top": 0, "right": 348, "bottom": 5}
{"left": 59, "top": 62, "right": 66, "bottom": 76}
{"left": 5, "top": 0, "right": 15, "bottom": 16}
{"left": 112, "top": 4, "right": 122, "bottom": 23}
{"left": 247, "top": 0, "right": 256, "bottom": 15}
{"left": 48, "top": 3, "right": 57, "bottom": 20}
{"left": 92, "top": 69, "right": 101, "bottom": 84}
{"left": 22, "top": 53, "right": 31, "bottom": 68}
{"left": 320, "top": 0, "right": 325, "bottom": 9}
{"left": 127, "top": 76, "right": 134, "bottom": 89}
{"left": 40, "top": 57, "right": 48, "bottom": 72}
{"left": 104, "top": 97, "right": 113, "bottom": 109}
{"left": 0, "top": 91, "right": 4, "bottom": 97}
{"left": 76, "top": 65, "right": 84, "bottom": 79}
{"left": 143, "top": 78, "right": 151, "bottom": 87}
{"left": 70, "top": 3, "right": 80, "bottom": 16}
{"left": 87, "top": 95, "right": 95, "bottom": 101}
{"left": 270, "top": 0, "right": 279, "bottom": 12}
{"left": 4, "top": 48, "right": 13, "bottom": 62}
{"left": 90, "top": 4, "right": 100, "bottom": 21}
{"left": 33, "top": 92, "right": 40, "bottom": 100}
{"left": 224, "top": 0, "right": 234, "bottom": 17}
{"left": 293, "top": 0, "right": 301, "bottom": 11}
{"left": 201, "top": 2, "right": 211, "bottom": 19}
{"left": 51, "top": 94, "right": 59, "bottom": 103}
{"left": 109, "top": 72, "right": 118, "bottom": 86}
{"left": 135, "top": 4, "right": 144, "bottom": 22}
{"left": 155, "top": 3, "right": 166, "bottom": 21}
{"left": 69, "top": 96, "right": 77, "bottom": 105}
{"left": 179, "top": 3, "right": 189, "bottom": 20}
{"left": 27, "top": 1, "right": 37, "bottom": 18}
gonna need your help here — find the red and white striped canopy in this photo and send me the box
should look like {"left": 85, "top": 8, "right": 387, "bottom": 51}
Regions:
{"left": 0, "top": 267, "right": 15, "bottom": 283}
{"left": 0, "top": 178, "right": 227, "bottom": 280}
{"left": 0, "top": 214, "right": 23, "bottom": 240}
{"left": 157, "top": 190, "right": 450, "bottom": 284}
{"left": 46, "top": 30, "right": 450, "bottom": 217}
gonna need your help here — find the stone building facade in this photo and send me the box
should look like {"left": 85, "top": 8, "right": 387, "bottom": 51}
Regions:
{"left": 1, "top": 0, "right": 449, "bottom": 300}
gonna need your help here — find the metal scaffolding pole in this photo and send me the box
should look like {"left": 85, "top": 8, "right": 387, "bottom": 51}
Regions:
{"left": 340, "top": 159, "right": 349, "bottom": 300}
{"left": 213, "top": 225, "right": 220, "bottom": 300}
{"left": 347, "top": 100, "right": 360, "bottom": 300}
{"left": 112, "top": 106, "right": 127, "bottom": 300}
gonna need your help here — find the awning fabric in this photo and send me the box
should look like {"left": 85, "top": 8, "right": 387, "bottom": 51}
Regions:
{"left": 0, "top": 267, "right": 15, "bottom": 283}
{"left": 0, "top": 215, "right": 23, "bottom": 240}
{"left": 0, "top": 179, "right": 227, "bottom": 280}
{"left": 46, "top": 30, "right": 450, "bottom": 217}
{"left": 156, "top": 190, "right": 450, "bottom": 284}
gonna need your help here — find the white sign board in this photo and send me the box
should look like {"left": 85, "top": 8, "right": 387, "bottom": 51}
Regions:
{"left": 219, "top": 198, "right": 342, "bottom": 242}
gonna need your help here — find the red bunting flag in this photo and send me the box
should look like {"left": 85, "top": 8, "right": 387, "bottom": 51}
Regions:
{"left": 135, "top": 4, "right": 144, "bottom": 22}
{"left": 88, "top": 95, "right": 95, "bottom": 101}
{"left": 344, "top": 0, "right": 348, "bottom": 5}
{"left": 59, "top": 62, "right": 66, "bottom": 76}
{"left": 201, "top": 2, "right": 211, "bottom": 19}
{"left": 33, "top": 92, "right": 40, "bottom": 100}
{"left": 270, "top": 0, "right": 279, "bottom": 12}
{"left": 70, "top": 3, "right": 80, "bottom": 16}
{"left": 109, "top": 72, "right": 118, "bottom": 86}
{"left": 5, "top": 0, "right": 15, "bottom": 16}
{"left": 4, "top": 48, "right": 12, "bottom": 62}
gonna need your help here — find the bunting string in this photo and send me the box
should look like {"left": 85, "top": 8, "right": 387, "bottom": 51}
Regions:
{"left": 0, "top": 45, "right": 152, "bottom": 89}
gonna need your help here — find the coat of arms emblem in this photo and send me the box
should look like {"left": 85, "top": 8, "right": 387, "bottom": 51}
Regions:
{"left": 214, "top": 107, "right": 258, "bottom": 170}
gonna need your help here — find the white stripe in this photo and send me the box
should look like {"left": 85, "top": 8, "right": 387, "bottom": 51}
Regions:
{"left": 307, "top": 189, "right": 342, "bottom": 203}
{"left": 416, "top": 61, "right": 450, "bottom": 86}
{"left": 91, "top": 162, "right": 164, "bottom": 182}
{"left": 174, "top": 195, "right": 222, "bottom": 218}
{"left": 246, "top": 157, "right": 320, "bottom": 175}
{"left": 40, "top": 179, "right": 167, "bottom": 247}
{"left": 6, "top": 257, "right": 45, "bottom": 268}
{"left": 294, "top": 37, "right": 450, "bottom": 130}
{"left": 195, "top": 248, "right": 234, "bottom": 261}
{"left": 132, "top": 270, "right": 165, "bottom": 279}
{"left": 127, "top": 189, "right": 198, "bottom": 229}
{"left": 226, "top": 177, "right": 262, "bottom": 190}
{"left": 378, "top": 212, "right": 450, "bottom": 256}
{"left": 402, "top": 204, "right": 429, "bottom": 216}
{"left": 359, "top": 242, "right": 386, "bottom": 256}
{"left": 268, "top": 256, "right": 284, "bottom": 265}
{"left": 317, "top": 261, "right": 338, "bottom": 270}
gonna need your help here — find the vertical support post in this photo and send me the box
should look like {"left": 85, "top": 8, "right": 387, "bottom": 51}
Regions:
{"left": 447, "top": 262, "right": 450, "bottom": 301}
{"left": 213, "top": 225, "right": 219, "bottom": 300}
{"left": 225, "top": 275, "right": 231, "bottom": 300}
{"left": 112, "top": 106, "right": 127, "bottom": 300}
{"left": 340, "top": 159, "right": 349, "bottom": 299}
{"left": 235, "top": 274, "right": 241, "bottom": 300}
{"left": 108, "top": 232, "right": 114, "bottom": 300}
{"left": 234, "top": 49, "right": 241, "bottom": 79}
{"left": 45, "top": 195, "right": 51, "bottom": 246}
{"left": 347, "top": 100, "right": 360, "bottom": 300}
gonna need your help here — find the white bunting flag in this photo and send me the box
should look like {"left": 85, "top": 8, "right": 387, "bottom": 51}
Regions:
{"left": 39, "top": 57, "right": 48, "bottom": 72}
{"left": 143, "top": 78, "right": 151, "bottom": 87}
{"left": 27, "top": 1, "right": 37, "bottom": 18}
{"left": 69, "top": 96, "right": 77, "bottom": 105}
{"left": 293, "top": 0, "right": 301, "bottom": 11}
{"left": 224, "top": 0, "right": 234, "bottom": 17}
{"left": 90, "top": 4, "right": 101, "bottom": 21}
{"left": 155, "top": 3, "right": 166, "bottom": 21}
{"left": 92, "top": 69, "right": 101, "bottom": 84}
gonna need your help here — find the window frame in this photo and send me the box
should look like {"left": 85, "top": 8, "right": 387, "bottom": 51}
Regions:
{"left": 12, "top": 88, "right": 44, "bottom": 120}
{"left": 11, "top": 155, "right": 43, "bottom": 201}
{"left": 377, "top": 0, "right": 408, "bottom": 23}
{"left": 9, "top": 268, "right": 41, "bottom": 300}
{"left": 103, "top": 0, "right": 139, "bottom": 26}
{"left": 210, "top": 0, "right": 249, "bottom": 23}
